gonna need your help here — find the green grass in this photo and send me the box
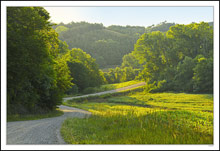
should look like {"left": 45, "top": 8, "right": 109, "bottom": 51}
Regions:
{"left": 61, "top": 92, "right": 213, "bottom": 144}
{"left": 101, "top": 80, "right": 143, "bottom": 90}
{"left": 82, "top": 80, "right": 143, "bottom": 94}
{"left": 7, "top": 109, "right": 64, "bottom": 122}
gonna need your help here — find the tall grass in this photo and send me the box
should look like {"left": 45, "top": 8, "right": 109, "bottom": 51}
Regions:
{"left": 82, "top": 80, "right": 143, "bottom": 94}
{"left": 61, "top": 92, "right": 213, "bottom": 144}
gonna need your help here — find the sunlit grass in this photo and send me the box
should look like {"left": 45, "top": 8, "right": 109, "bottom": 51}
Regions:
{"left": 130, "top": 92, "right": 213, "bottom": 112}
{"left": 101, "top": 80, "right": 143, "bottom": 90}
{"left": 81, "top": 80, "right": 143, "bottom": 94}
{"left": 61, "top": 92, "right": 213, "bottom": 144}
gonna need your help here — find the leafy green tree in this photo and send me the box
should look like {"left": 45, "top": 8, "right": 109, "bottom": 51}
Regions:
{"left": 67, "top": 60, "right": 90, "bottom": 91}
{"left": 121, "top": 67, "right": 136, "bottom": 82}
{"left": 103, "top": 66, "right": 139, "bottom": 84}
{"left": 133, "top": 31, "right": 169, "bottom": 83}
{"left": 121, "top": 52, "right": 143, "bottom": 69}
{"left": 7, "top": 7, "right": 72, "bottom": 114}
{"left": 58, "top": 40, "right": 69, "bottom": 54}
{"left": 193, "top": 56, "right": 213, "bottom": 93}
{"left": 174, "top": 56, "right": 195, "bottom": 92}
{"left": 132, "top": 22, "right": 213, "bottom": 93}
{"left": 104, "top": 69, "right": 116, "bottom": 84}
{"left": 114, "top": 67, "right": 123, "bottom": 83}
{"left": 66, "top": 48, "right": 105, "bottom": 92}
{"left": 166, "top": 22, "right": 213, "bottom": 59}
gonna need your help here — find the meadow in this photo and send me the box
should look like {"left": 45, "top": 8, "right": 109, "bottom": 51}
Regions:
{"left": 66, "top": 80, "right": 143, "bottom": 96}
{"left": 61, "top": 91, "right": 213, "bottom": 144}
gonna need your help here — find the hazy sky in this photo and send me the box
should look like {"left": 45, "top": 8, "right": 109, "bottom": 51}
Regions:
{"left": 44, "top": 7, "right": 213, "bottom": 27}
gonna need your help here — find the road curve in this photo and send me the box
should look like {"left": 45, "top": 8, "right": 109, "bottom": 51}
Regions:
{"left": 63, "top": 82, "right": 146, "bottom": 102}
{"left": 7, "top": 105, "right": 91, "bottom": 144}
{"left": 7, "top": 82, "right": 145, "bottom": 144}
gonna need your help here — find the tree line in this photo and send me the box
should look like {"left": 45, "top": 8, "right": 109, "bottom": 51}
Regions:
{"left": 7, "top": 7, "right": 213, "bottom": 115}
{"left": 120, "top": 22, "right": 213, "bottom": 93}
{"left": 7, "top": 7, "right": 105, "bottom": 114}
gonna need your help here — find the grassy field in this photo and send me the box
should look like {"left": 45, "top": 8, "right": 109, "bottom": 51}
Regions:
{"left": 65, "top": 80, "right": 143, "bottom": 97}
{"left": 82, "top": 80, "right": 143, "bottom": 94}
{"left": 61, "top": 91, "right": 213, "bottom": 144}
{"left": 7, "top": 109, "right": 64, "bottom": 122}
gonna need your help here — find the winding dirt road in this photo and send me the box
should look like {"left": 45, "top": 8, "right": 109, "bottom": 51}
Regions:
{"left": 7, "top": 82, "right": 145, "bottom": 144}
{"left": 63, "top": 82, "right": 146, "bottom": 102}
{"left": 7, "top": 105, "right": 91, "bottom": 144}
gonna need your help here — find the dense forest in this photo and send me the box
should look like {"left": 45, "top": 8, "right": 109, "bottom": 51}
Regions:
{"left": 7, "top": 7, "right": 213, "bottom": 115}
{"left": 53, "top": 21, "right": 177, "bottom": 68}
{"left": 128, "top": 22, "right": 213, "bottom": 93}
{"left": 7, "top": 7, "right": 105, "bottom": 114}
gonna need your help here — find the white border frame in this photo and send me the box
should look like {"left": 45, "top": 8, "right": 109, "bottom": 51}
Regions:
{"left": 1, "top": 1, "right": 219, "bottom": 150}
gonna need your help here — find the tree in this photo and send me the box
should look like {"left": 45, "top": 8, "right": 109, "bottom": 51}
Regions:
{"left": 166, "top": 22, "right": 213, "bottom": 59}
{"left": 66, "top": 48, "right": 105, "bottom": 93}
{"left": 133, "top": 31, "right": 169, "bottom": 84}
{"left": 7, "top": 7, "right": 73, "bottom": 114}
{"left": 121, "top": 67, "right": 136, "bottom": 82}
{"left": 174, "top": 56, "right": 195, "bottom": 92}
{"left": 193, "top": 56, "right": 213, "bottom": 93}
{"left": 121, "top": 52, "right": 143, "bottom": 69}
{"left": 67, "top": 60, "right": 90, "bottom": 91}
{"left": 132, "top": 22, "right": 213, "bottom": 93}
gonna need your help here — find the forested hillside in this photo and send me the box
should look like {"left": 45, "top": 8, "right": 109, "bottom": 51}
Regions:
{"left": 145, "top": 21, "right": 175, "bottom": 33}
{"left": 53, "top": 21, "right": 176, "bottom": 68}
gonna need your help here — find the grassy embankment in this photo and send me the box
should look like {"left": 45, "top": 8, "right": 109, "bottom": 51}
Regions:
{"left": 61, "top": 87, "right": 213, "bottom": 144}
{"left": 94, "top": 80, "right": 143, "bottom": 92}
{"left": 7, "top": 109, "right": 64, "bottom": 122}
{"left": 65, "top": 80, "right": 143, "bottom": 97}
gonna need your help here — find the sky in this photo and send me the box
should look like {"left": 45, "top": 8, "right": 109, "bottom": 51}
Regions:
{"left": 44, "top": 7, "right": 213, "bottom": 27}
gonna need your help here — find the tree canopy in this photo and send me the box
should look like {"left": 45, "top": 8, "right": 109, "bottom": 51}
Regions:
{"left": 130, "top": 22, "right": 213, "bottom": 93}
{"left": 7, "top": 7, "right": 73, "bottom": 114}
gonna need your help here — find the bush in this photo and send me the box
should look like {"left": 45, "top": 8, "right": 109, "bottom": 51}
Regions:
{"left": 66, "top": 85, "right": 79, "bottom": 95}
{"left": 82, "top": 87, "right": 97, "bottom": 94}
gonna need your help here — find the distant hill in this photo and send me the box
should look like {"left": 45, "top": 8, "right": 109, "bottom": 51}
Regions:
{"left": 54, "top": 21, "right": 212, "bottom": 68}
{"left": 145, "top": 21, "right": 175, "bottom": 33}
{"left": 54, "top": 22, "right": 145, "bottom": 68}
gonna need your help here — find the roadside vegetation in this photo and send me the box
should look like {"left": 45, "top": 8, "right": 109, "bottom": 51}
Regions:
{"left": 61, "top": 91, "right": 213, "bottom": 144}
{"left": 7, "top": 7, "right": 213, "bottom": 145}
{"left": 7, "top": 109, "right": 63, "bottom": 122}
{"left": 79, "top": 80, "right": 144, "bottom": 95}
{"left": 64, "top": 80, "right": 143, "bottom": 97}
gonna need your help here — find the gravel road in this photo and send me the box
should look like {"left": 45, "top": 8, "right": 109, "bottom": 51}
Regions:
{"left": 7, "top": 82, "right": 145, "bottom": 144}
{"left": 7, "top": 105, "right": 91, "bottom": 144}
{"left": 63, "top": 82, "right": 146, "bottom": 102}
